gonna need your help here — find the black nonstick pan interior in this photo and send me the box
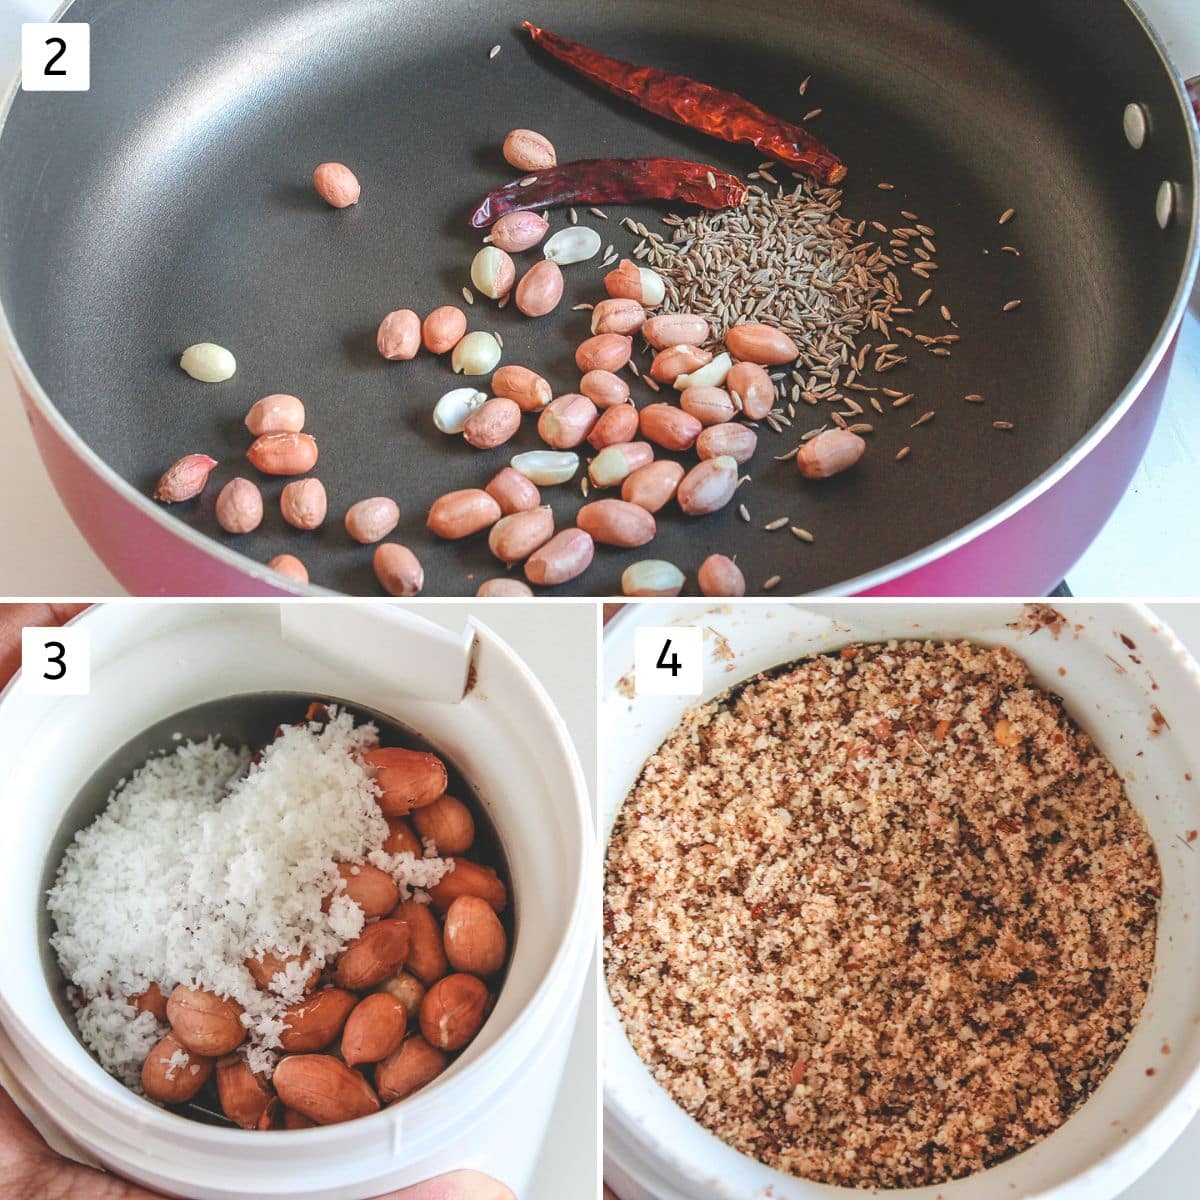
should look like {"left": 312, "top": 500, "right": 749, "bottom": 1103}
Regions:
{"left": 0, "top": 0, "right": 1193, "bottom": 595}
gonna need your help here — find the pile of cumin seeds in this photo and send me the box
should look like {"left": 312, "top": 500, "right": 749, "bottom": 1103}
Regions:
{"left": 637, "top": 180, "right": 903, "bottom": 375}
{"left": 605, "top": 640, "right": 1160, "bottom": 1189}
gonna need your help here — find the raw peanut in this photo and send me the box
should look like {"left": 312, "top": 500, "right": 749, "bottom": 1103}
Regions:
{"left": 215, "top": 478, "right": 263, "bottom": 534}
{"left": 679, "top": 386, "right": 735, "bottom": 426}
{"left": 364, "top": 747, "right": 448, "bottom": 815}
{"left": 342, "top": 993, "right": 408, "bottom": 1067}
{"left": 217, "top": 1056, "right": 274, "bottom": 1130}
{"left": 412, "top": 795, "right": 475, "bottom": 855}
{"left": 726, "top": 361, "right": 776, "bottom": 420}
{"left": 274, "top": 1055, "right": 380, "bottom": 1125}
{"left": 698, "top": 553, "right": 747, "bottom": 597}
{"left": 452, "top": 331, "right": 502, "bottom": 376}
{"left": 281, "top": 1106, "right": 314, "bottom": 1129}
{"left": 650, "top": 344, "right": 711, "bottom": 385}
{"left": 642, "top": 313, "right": 710, "bottom": 349}
{"left": 131, "top": 983, "right": 168, "bottom": 1021}
{"left": 443, "top": 896, "right": 507, "bottom": 977}
{"left": 575, "top": 333, "right": 633, "bottom": 373}
{"left": 604, "top": 258, "right": 666, "bottom": 306}
{"left": 676, "top": 351, "right": 732, "bottom": 390}
{"left": 589, "top": 442, "right": 654, "bottom": 488}
{"left": 640, "top": 403, "right": 702, "bottom": 452}
{"left": 490, "top": 210, "right": 550, "bottom": 253}
{"left": 622, "top": 560, "right": 686, "bottom": 597}
{"left": 376, "top": 1036, "right": 448, "bottom": 1103}
{"left": 542, "top": 224, "right": 603, "bottom": 263}
{"left": 167, "top": 986, "right": 246, "bottom": 1057}
{"left": 579, "top": 369, "right": 631, "bottom": 409}
{"left": 245, "top": 393, "right": 305, "bottom": 435}
{"left": 470, "top": 247, "right": 516, "bottom": 300}
{"left": 538, "top": 393, "right": 598, "bottom": 450}
{"left": 332, "top": 862, "right": 399, "bottom": 919}
{"left": 429, "top": 858, "right": 508, "bottom": 913}
{"left": 313, "top": 162, "right": 360, "bottom": 208}
{"left": 268, "top": 554, "right": 308, "bottom": 583}
{"left": 577, "top": 499, "right": 656, "bottom": 548}
{"left": 427, "top": 489, "right": 502, "bottom": 539}
{"left": 255, "top": 1100, "right": 280, "bottom": 1130}
{"left": 180, "top": 343, "right": 236, "bottom": 383}
{"left": 377, "top": 309, "right": 421, "bottom": 360}
{"left": 588, "top": 405, "right": 638, "bottom": 450}
{"left": 696, "top": 423, "right": 757, "bottom": 464}
{"left": 377, "top": 973, "right": 426, "bottom": 1020}
{"left": 796, "top": 428, "right": 867, "bottom": 479}
{"left": 245, "top": 951, "right": 319, "bottom": 993}
{"left": 478, "top": 578, "right": 534, "bottom": 597}
{"left": 279, "top": 989, "right": 358, "bottom": 1052}
{"left": 621, "top": 461, "right": 684, "bottom": 512}
{"left": 397, "top": 899, "right": 449, "bottom": 985}
{"left": 515, "top": 259, "right": 564, "bottom": 317}
{"left": 725, "top": 322, "right": 800, "bottom": 365}
{"left": 510, "top": 450, "right": 579, "bottom": 486}
{"left": 485, "top": 467, "right": 540, "bottom": 515}
{"left": 334, "top": 918, "right": 412, "bottom": 990}
{"left": 524, "top": 528, "right": 594, "bottom": 587}
{"left": 434, "top": 389, "right": 487, "bottom": 435}
{"left": 141, "top": 1034, "right": 212, "bottom": 1104}
{"left": 383, "top": 817, "right": 422, "bottom": 857}
{"left": 280, "top": 478, "right": 327, "bottom": 530}
{"left": 154, "top": 454, "right": 217, "bottom": 503}
{"left": 492, "top": 364, "right": 553, "bottom": 413}
{"left": 247, "top": 432, "right": 318, "bottom": 476}
{"left": 502, "top": 128, "right": 557, "bottom": 171}
{"left": 677, "top": 456, "right": 739, "bottom": 516}
{"left": 463, "top": 397, "right": 521, "bottom": 450}
{"left": 419, "top": 974, "right": 489, "bottom": 1051}
{"left": 345, "top": 497, "right": 400, "bottom": 544}
{"left": 374, "top": 543, "right": 424, "bottom": 597}
{"left": 421, "top": 306, "right": 468, "bottom": 354}
{"left": 590, "top": 298, "right": 646, "bottom": 336}
{"left": 488, "top": 506, "right": 555, "bottom": 564}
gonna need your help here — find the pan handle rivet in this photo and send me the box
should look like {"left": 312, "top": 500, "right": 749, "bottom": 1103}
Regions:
{"left": 1123, "top": 102, "right": 1148, "bottom": 149}
{"left": 1155, "top": 180, "right": 1177, "bottom": 229}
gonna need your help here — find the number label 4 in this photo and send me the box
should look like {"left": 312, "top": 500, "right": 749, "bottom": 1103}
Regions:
{"left": 635, "top": 626, "right": 703, "bottom": 696}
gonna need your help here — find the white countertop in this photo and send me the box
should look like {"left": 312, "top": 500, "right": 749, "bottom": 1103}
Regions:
{"left": 0, "top": 3, "right": 1196, "bottom": 597}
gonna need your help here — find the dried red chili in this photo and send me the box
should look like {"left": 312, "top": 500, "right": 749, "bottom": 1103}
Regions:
{"left": 470, "top": 157, "right": 747, "bottom": 228}
{"left": 522, "top": 22, "right": 846, "bottom": 186}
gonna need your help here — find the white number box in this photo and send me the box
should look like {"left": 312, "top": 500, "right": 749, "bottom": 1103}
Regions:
{"left": 21, "top": 23, "right": 90, "bottom": 92}
{"left": 21, "top": 626, "right": 90, "bottom": 695}
{"left": 634, "top": 626, "right": 704, "bottom": 696}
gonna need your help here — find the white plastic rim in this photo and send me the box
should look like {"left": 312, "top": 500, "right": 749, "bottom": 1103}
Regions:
{"left": 602, "top": 602, "right": 1200, "bottom": 1200}
{"left": 0, "top": 602, "right": 595, "bottom": 1200}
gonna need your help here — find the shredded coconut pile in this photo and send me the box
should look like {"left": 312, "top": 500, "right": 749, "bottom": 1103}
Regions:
{"left": 48, "top": 708, "right": 451, "bottom": 1086}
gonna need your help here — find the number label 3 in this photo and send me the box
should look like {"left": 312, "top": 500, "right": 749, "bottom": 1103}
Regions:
{"left": 21, "top": 23, "right": 90, "bottom": 92}
{"left": 635, "top": 626, "right": 703, "bottom": 696}
{"left": 21, "top": 627, "right": 90, "bottom": 695}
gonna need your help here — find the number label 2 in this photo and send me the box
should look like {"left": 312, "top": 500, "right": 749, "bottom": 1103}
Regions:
{"left": 21, "top": 23, "right": 90, "bottom": 92}
{"left": 43, "top": 37, "right": 68, "bottom": 76}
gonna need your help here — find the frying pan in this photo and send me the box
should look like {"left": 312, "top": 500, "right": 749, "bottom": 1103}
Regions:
{"left": 0, "top": 0, "right": 1196, "bottom": 598}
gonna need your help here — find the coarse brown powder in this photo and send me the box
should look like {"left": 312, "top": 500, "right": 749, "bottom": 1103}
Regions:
{"left": 604, "top": 640, "right": 1159, "bottom": 1189}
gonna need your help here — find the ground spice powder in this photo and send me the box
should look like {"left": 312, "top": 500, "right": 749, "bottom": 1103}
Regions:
{"left": 604, "top": 640, "right": 1160, "bottom": 1188}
